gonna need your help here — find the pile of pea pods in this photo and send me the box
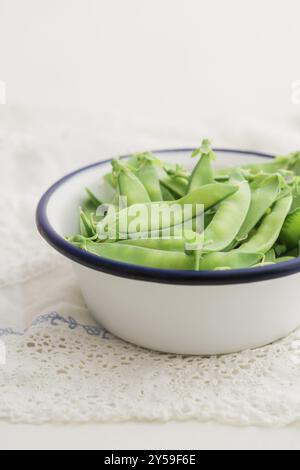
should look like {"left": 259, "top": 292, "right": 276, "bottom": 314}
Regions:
{"left": 68, "top": 140, "right": 300, "bottom": 271}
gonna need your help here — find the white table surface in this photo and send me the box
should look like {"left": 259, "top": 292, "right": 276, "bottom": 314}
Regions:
{"left": 1, "top": 421, "right": 299, "bottom": 450}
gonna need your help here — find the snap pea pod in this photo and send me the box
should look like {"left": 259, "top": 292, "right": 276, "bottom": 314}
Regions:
{"left": 82, "top": 199, "right": 98, "bottom": 216}
{"left": 236, "top": 175, "right": 280, "bottom": 242}
{"left": 104, "top": 154, "right": 142, "bottom": 188}
{"left": 197, "top": 251, "right": 262, "bottom": 270}
{"left": 97, "top": 183, "right": 238, "bottom": 240}
{"left": 67, "top": 234, "right": 98, "bottom": 248}
{"left": 160, "top": 175, "right": 189, "bottom": 198}
{"left": 252, "top": 262, "right": 275, "bottom": 267}
{"left": 79, "top": 209, "right": 96, "bottom": 238}
{"left": 254, "top": 256, "right": 295, "bottom": 267}
{"left": 291, "top": 178, "right": 300, "bottom": 211}
{"left": 112, "top": 159, "right": 151, "bottom": 206}
{"left": 135, "top": 154, "right": 163, "bottom": 201}
{"left": 249, "top": 174, "right": 270, "bottom": 190}
{"left": 204, "top": 210, "right": 216, "bottom": 229}
{"left": 160, "top": 164, "right": 190, "bottom": 197}
{"left": 118, "top": 238, "right": 188, "bottom": 251}
{"left": 188, "top": 139, "right": 215, "bottom": 193}
{"left": 82, "top": 188, "right": 103, "bottom": 216}
{"left": 278, "top": 207, "right": 300, "bottom": 250}
{"left": 85, "top": 188, "right": 102, "bottom": 208}
{"left": 215, "top": 153, "right": 300, "bottom": 179}
{"left": 275, "top": 256, "right": 295, "bottom": 263}
{"left": 288, "top": 151, "right": 300, "bottom": 175}
{"left": 274, "top": 243, "right": 290, "bottom": 256}
{"left": 285, "top": 246, "right": 300, "bottom": 257}
{"left": 264, "top": 249, "right": 276, "bottom": 263}
{"left": 126, "top": 153, "right": 141, "bottom": 170}
{"left": 117, "top": 230, "right": 203, "bottom": 252}
{"left": 77, "top": 239, "right": 196, "bottom": 270}
{"left": 104, "top": 172, "right": 117, "bottom": 189}
{"left": 203, "top": 178, "right": 251, "bottom": 252}
{"left": 160, "top": 184, "right": 176, "bottom": 201}
{"left": 237, "top": 195, "right": 293, "bottom": 254}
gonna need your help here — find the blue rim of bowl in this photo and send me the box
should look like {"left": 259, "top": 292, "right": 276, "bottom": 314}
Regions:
{"left": 36, "top": 148, "right": 300, "bottom": 286}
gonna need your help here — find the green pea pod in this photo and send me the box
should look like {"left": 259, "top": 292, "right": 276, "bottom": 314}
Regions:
{"left": 278, "top": 207, "right": 300, "bottom": 250}
{"left": 264, "top": 249, "right": 276, "bottom": 263}
{"left": 287, "top": 151, "right": 300, "bottom": 175}
{"left": 117, "top": 229, "right": 203, "bottom": 253}
{"left": 79, "top": 210, "right": 96, "bottom": 238}
{"left": 86, "top": 188, "right": 102, "bottom": 207}
{"left": 285, "top": 246, "right": 300, "bottom": 257}
{"left": 78, "top": 240, "right": 196, "bottom": 270}
{"left": 112, "top": 159, "right": 151, "bottom": 206}
{"left": 135, "top": 157, "right": 163, "bottom": 202}
{"left": 160, "top": 175, "right": 189, "bottom": 198}
{"left": 188, "top": 139, "right": 215, "bottom": 193}
{"left": 105, "top": 154, "right": 145, "bottom": 188}
{"left": 160, "top": 164, "right": 190, "bottom": 197}
{"left": 67, "top": 234, "right": 98, "bottom": 246}
{"left": 251, "top": 262, "right": 275, "bottom": 267}
{"left": 236, "top": 175, "right": 280, "bottom": 242}
{"left": 290, "top": 178, "right": 300, "bottom": 211}
{"left": 118, "top": 238, "right": 188, "bottom": 252}
{"left": 82, "top": 199, "right": 97, "bottom": 216}
{"left": 160, "top": 184, "right": 176, "bottom": 201}
{"left": 97, "top": 183, "right": 238, "bottom": 240}
{"left": 204, "top": 179, "right": 251, "bottom": 252}
{"left": 275, "top": 256, "right": 295, "bottom": 263}
{"left": 82, "top": 188, "right": 103, "bottom": 216}
{"left": 215, "top": 152, "right": 299, "bottom": 179}
{"left": 238, "top": 195, "right": 293, "bottom": 254}
{"left": 126, "top": 153, "right": 141, "bottom": 170}
{"left": 104, "top": 172, "right": 117, "bottom": 189}
{"left": 204, "top": 210, "right": 216, "bottom": 229}
{"left": 198, "top": 251, "right": 263, "bottom": 270}
{"left": 249, "top": 174, "right": 270, "bottom": 190}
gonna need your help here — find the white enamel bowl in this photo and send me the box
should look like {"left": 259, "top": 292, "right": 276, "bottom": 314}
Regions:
{"left": 37, "top": 149, "right": 300, "bottom": 355}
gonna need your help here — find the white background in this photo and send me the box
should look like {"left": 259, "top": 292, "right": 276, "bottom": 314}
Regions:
{"left": 1, "top": 0, "right": 300, "bottom": 450}
{"left": 1, "top": 0, "right": 300, "bottom": 124}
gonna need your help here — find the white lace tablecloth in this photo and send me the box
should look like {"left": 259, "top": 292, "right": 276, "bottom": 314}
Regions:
{"left": 1, "top": 106, "right": 300, "bottom": 425}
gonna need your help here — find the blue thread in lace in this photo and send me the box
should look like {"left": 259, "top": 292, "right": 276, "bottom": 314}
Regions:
{"left": 0, "top": 313, "right": 111, "bottom": 339}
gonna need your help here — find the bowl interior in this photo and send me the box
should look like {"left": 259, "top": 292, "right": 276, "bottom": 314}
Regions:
{"left": 47, "top": 149, "right": 271, "bottom": 238}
